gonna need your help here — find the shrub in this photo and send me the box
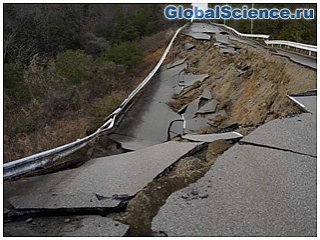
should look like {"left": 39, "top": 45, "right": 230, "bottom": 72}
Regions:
{"left": 54, "top": 50, "right": 93, "bottom": 86}
{"left": 98, "top": 42, "right": 142, "bottom": 70}
{"left": 4, "top": 63, "right": 31, "bottom": 107}
{"left": 90, "top": 92, "right": 125, "bottom": 119}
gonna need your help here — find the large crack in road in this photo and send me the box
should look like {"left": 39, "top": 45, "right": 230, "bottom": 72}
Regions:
{"left": 4, "top": 23, "right": 317, "bottom": 237}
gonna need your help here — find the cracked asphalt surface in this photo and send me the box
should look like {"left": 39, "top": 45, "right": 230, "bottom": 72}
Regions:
{"left": 152, "top": 95, "right": 316, "bottom": 236}
{"left": 4, "top": 23, "right": 317, "bottom": 237}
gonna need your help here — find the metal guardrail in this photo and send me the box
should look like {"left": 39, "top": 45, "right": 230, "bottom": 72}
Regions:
{"left": 3, "top": 24, "right": 186, "bottom": 180}
{"left": 211, "top": 22, "right": 316, "bottom": 57}
{"left": 264, "top": 40, "right": 317, "bottom": 56}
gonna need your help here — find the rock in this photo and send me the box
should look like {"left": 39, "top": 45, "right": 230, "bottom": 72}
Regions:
{"left": 25, "top": 218, "right": 33, "bottom": 223}
{"left": 166, "top": 58, "right": 186, "bottom": 69}
{"left": 64, "top": 218, "right": 71, "bottom": 223}
{"left": 197, "top": 99, "right": 218, "bottom": 114}
{"left": 185, "top": 43, "right": 195, "bottom": 50}
{"left": 191, "top": 190, "right": 198, "bottom": 196}
{"left": 200, "top": 89, "right": 212, "bottom": 100}
{"left": 243, "top": 67, "right": 253, "bottom": 78}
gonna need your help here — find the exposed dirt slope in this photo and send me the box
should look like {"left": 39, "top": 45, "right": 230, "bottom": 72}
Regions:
{"left": 169, "top": 35, "right": 316, "bottom": 135}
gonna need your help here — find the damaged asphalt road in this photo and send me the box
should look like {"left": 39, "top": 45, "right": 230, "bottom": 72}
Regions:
{"left": 4, "top": 23, "right": 317, "bottom": 237}
{"left": 152, "top": 94, "right": 316, "bottom": 236}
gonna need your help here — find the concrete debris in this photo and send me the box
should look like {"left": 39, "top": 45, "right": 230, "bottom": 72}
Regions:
{"left": 64, "top": 219, "right": 71, "bottom": 223}
{"left": 177, "top": 104, "right": 188, "bottom": 114}
{"left": 167, "top": 119, "right": 184, "bottom": 140}
{"left": 288, "top": 95, "right": 316, "bottom": 114}
{"left": 215, "top": 33, "right": 230, "bottom": 44}
{"left": 180, "top": 74, "right": 209, "bottom": 88}
{"left": 25, "top": 218, "right": 33, "bottom": 223}
{"left": 166, "top": 58, "right": 186, "bottom": 69}
{"left": 290, "top": 90, "right": 316, "bottom": 97}
{"left": 182, "top": 132, "right": 243, "bottom": 143}
{"left": 185, "top": 116, "right": 210, "bottom": 133}
{"left": 185, "top": 43, "right": 195, "bottom": 50}
{"left": 219, "top": 47, "right": 236, "bottom": 54}
{"left": 197, "top": 99, "right": 218, "bottom": 114}
{"left": 236, "top": 62, "right": 251, "bottom": 71}
{"left": 200, "top": 89, "right": 212, "bottom": 100}
{"left": 183, "top": 98, "right": 200, "bottom": 120}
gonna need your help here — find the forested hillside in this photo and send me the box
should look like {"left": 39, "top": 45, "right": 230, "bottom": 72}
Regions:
{"left": 4, "top": 4, "right": 176, "bottom": 161}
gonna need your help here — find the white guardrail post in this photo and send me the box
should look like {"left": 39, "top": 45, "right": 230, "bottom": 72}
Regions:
{"left": 3, "top": 24, "right": 187, "bottom": 180}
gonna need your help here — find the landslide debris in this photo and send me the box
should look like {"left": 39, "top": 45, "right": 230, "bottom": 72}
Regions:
{"left": 169, "top": 35, "right": 316, "bottom": 136}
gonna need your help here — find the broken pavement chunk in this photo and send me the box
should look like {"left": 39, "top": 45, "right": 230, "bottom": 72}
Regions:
{"left": 182, "top": 132, "right": 243, "bottom": 143}
{"left": 166, "top": 58, "right": 186, "bottom": 69}
{"left": 181, "top": 74, "right": 209, "bottom": 88}
{"left": 183, "top": 98, "right": 200, "bottom": 120}
{"left": 6, "top": 141, "right": 205, "bottom": 212}
{"left": 197, "top": 99, "right": 218, "bottom": 114}
{"left": 215, "top": 33, "right": 230, "bottom": 44}
{"left": 219, "top": 47, "right": 236, "bottom": 54}
{"left": 185, "top": 116, "right": 210, "bottom": 133}
{"left": 184, "top": 43, "right": 195, "bottom": 50}
{"left": 288, "top": 95, "right": 316, "bottom": 114}
{"left": 177, "top": 104, "right": 188, "bottom": 114}
{"left": 200, "top": 89, "right": 212, "bottom": 100}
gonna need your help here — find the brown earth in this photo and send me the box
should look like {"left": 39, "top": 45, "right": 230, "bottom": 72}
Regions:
{"left": 169, "top": 35, "right": 316, "bottom": 135}
{"left": 116, "top": 140, "right": 232, "bottom": 236}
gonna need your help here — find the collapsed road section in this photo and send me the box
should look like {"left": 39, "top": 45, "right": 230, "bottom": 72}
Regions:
{"left": 152, "top": 93, "right": 316, "bottom": 237}
{"left": 4, "top": 23, "right": 317, "bottom": 237}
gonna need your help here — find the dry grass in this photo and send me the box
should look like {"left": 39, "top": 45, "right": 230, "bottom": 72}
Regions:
{"left": 4, "top": 29, "right": 176, "bottom": 162}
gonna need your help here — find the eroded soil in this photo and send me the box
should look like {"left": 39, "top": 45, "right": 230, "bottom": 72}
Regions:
{"left": 116, "top": 140, "right": 232, "bottom": 236}
{"left": 169, "top": 35, "right": 316, "bottom": 135}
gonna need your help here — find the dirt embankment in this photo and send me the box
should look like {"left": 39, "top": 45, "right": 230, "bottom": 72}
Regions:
{"left": 169, "top": 35, "right": 316, "bottom": 135}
